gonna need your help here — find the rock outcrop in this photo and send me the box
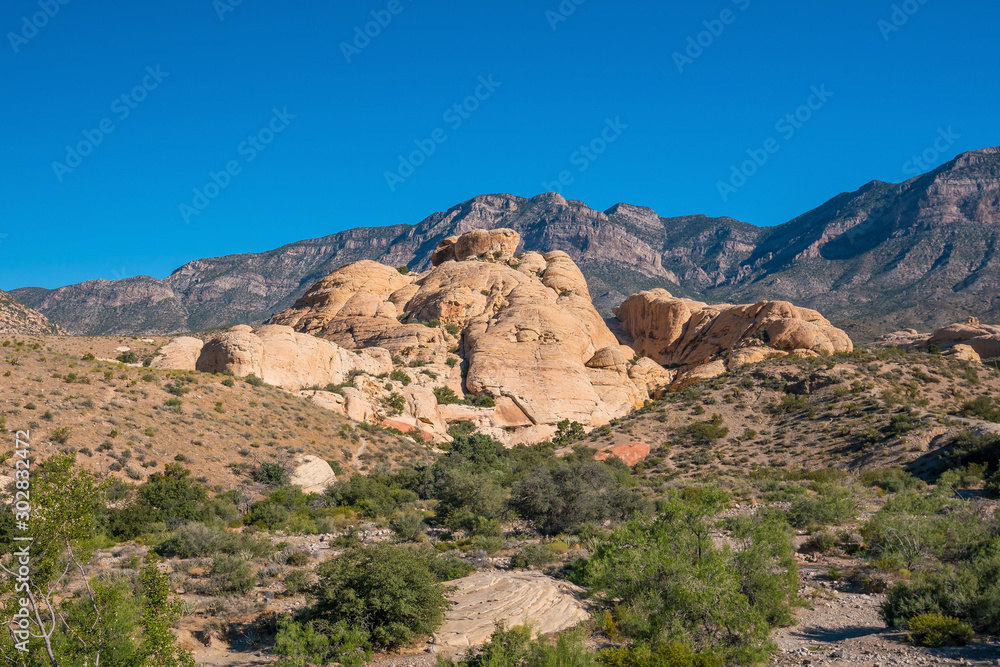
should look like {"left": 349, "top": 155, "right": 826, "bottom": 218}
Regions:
{"left": 615, "top": 289, "right": 853, "bottom": 376}
{"left": 875, "top": 317, "right": 1000, "bottom": 361}
{"left": 595, "top": 441, "right": 651, "bottom": 467}
{"left": 289, "top": 455, "right": 336, "bottom": 494}
{"left": 153, "top": 324, "right": 393, "bottom": 391}
{"left": 434, "top": 571, "right": 589, "bottom": 647}
{"left": 269, "top": 230, "right": 656, "bottom": 443}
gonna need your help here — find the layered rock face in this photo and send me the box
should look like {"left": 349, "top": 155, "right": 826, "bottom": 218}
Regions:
{"left": 615, "top": 289, "right": 853, "bottom": 373}
{"left": 875, "top": 317, "right": 1000, "bottom": 361}
{"left": 270, "top": 229, "right": 653, "bottom": 443}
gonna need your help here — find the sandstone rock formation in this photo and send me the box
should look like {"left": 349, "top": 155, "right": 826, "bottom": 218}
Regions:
{"left": 595, "top": 441, "right": 651, "bottom": 467}
{"left": 151, "top": 337, "right": 204, "bottom": 370}
{"left": 153, "top": 324, "right": 393, "bottom": 391}
{"left": 289, "top": 455, "right": 336, "bottom": 494}
{"left": 875, "top": 317, "right": 1000, "bottom": 361}
{"left": 270, "top": 229, "right": 656, "bottom": 444}
{"left": 615, "top": 289, "right": 853, "bottom": 377}
{"left": 434, "top": 571, "right": 589, "bottom": 647}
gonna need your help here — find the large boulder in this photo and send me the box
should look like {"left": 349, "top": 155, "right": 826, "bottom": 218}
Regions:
{"left": 875, "top": 317, "right": 1000, "bottom": 361}
{"left": 453, "top": 228, "right": 520, "bottom": 262}
{"left": 615, "top": 289, "right": 853, "bottom": 368}
{"left": 289, "top": 455, "right": 336, "bottom": 494}
{"left": 173, "top": 325, "right": 392, "bottom": 391}
{"left": 151, "top": 336, "right": 204, "bottom": 370}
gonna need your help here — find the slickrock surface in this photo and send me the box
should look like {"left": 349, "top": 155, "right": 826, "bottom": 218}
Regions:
{"left": 433, "top": 571, "right": 589, "bottom": 648}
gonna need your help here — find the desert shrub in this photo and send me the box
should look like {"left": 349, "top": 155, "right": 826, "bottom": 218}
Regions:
{"left": 579, "top": 493, "right": 796, "bottom": 665}
{"left": 210, "top": 554, "right": 256, "bottom": 595}
{"left": 859, "top": 467, "right": 922, "bottom": 494}
{"left": 427, "top": 555, "right": 475, "bottom": 582}
{"left": 957, "top": 396, "right": 1000, "bottom": 422}
{"left": 327, "top": 473, "right": 417, "bottom": 518}
{"left": 786, "top": 484, "right": 857, "bottom": 528}
{"left": 680, "top": 414, "right": 729, "bottom": 446}
{"left": 313, "top": 544, "right": 449, "bottom": 648}
{"left": 245, "top": 374, "right": 265, "bottom": 387}
{"left": 906, "top": 613, "right": 975, "bottom": 647}
{"left": 390, "top": 511, "right": 426, "bottom": 542}
{"left": 284, "top": 569, "right": 313, "bottom": 595}
{"left": 510, "top": 543, "right": 561, "bottom": 569}
{"left": 251, "top": 462, "right": 291, "bottom": 487}
{"left": 509, "top": 459, "right": 649, "bottom": 535}
{"left": 446, "top": 623, "right": 596, "bottom": 667}
{"left": 434, "top": 386, "right": 463, "bottom": 405}
{"left": 390, "top": 369, "right": 411, "bottom": 385}
{"left": 466, "top": 393, "right": 496, "bottom": 408}
{"left": 117, "top": 351, "right": 139, "bottom": 364}
{"left": 801, "top": 530, "right": 837, "bottom": 554}
{"left": 51, "top": 426, "right": 72, "bottom": 444}
{"left": 273, "top": 617, "right": 371, "bottom": 667}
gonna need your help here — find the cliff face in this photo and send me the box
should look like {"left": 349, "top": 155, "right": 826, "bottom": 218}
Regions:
{"left": 12, "top": 147, "right": 1000, "bottom": 338}
{"left": 0, "top": 290, "right": 64, "bottom": 336}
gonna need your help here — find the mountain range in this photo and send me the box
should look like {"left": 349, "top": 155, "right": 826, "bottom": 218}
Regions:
{"left": 11, "top": 146, "right": 1000, "bottom": 341}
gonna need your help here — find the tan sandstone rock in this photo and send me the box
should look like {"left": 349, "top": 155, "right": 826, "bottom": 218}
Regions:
{"left": 289, "top": 455, "right": 336, "bottom": 494}
{"left": 188, "top": 325, "right": 392, "bottom": 391}
{"left": 615, "top": 289, "right": 853, "bottom": 368}
{"left": 875, "top": 317, "right": 1000, "bottom": 361}
{"left": 151, "top": 337, "right": 204, "bottom": 370}
{"left": 434, "top": 571, "right": 589, "bottom": 648}
{"left": 267, "top": 230, "right": 654, "bottom": 444}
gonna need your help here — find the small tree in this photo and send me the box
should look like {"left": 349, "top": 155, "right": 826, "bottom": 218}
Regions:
{"left": 313, "top": 544, "right": 448, "bottom": 648}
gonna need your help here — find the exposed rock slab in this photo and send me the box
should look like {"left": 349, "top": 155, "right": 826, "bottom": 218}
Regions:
{"left": 615, "top": 288, "right": 853, "bottom": 369}
{"left": 434, "top": 571, "right": 589, "bottom": 648}
{"left": 289, "top": 455, "right": 336, "bottom": 494}
{"left": 595, "top": 441, "right": 651, "bottom": 467}
{"left": 874, "top": 317, "right": 1000, "bottom": 361}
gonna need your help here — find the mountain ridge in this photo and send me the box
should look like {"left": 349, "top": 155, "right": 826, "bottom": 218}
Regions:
{"left": 12, "top": 146, "right": 1000, "bottom": 340}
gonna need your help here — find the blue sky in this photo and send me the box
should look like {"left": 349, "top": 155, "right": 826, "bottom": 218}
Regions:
{"left": 1, "top": 0, "right": 997, "bottom": 290}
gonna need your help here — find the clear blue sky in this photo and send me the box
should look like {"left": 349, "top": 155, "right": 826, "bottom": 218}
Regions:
{"left": 1, "top": 0, "right": 997, "bottom": 290}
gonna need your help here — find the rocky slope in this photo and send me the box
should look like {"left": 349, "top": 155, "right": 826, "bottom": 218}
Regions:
{"left": 13, "top": 147, "right": 1000, "bottom": 338}
{"left": 0, "top": 289, "right": 64, "bottom": 335}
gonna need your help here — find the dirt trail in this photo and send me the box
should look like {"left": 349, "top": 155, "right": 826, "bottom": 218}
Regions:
{"left": 771, "top": 562, "right": 1000, "bottom": 666}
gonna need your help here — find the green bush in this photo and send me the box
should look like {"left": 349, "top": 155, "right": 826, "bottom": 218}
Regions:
{"left": 210, "top": 554, "right": 256, "bottom": 595}
{"left": 580, "top": 494, "right": 796, "bottom": 665}
{"left": 786, "top": 484, "right": 857, "bottom": 528}
{"left": 434, "top": 386, "right": 464, "bottom": 405}
{"left": 117, "top": 351, "right": 139, "bottom": 364}
{"left": 274, "top": 617, "right": 372, "bottom": 667}
{"left": 906, "top": 613, "right": 974, "bottom": 647}
{"left": 313, "top": 544, "right": 449, "bottom": 648}
{"left": 251, "top": 463, "right": 291, "bottom": 487}
{"left": 390, "top": 369, "right": 411, "bottom": 385}
{"left": 957, "top": 396, "right": 1000, "bottom": 422}
{"left": 801, "top": 530, "right": 837, "bottom": 554}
